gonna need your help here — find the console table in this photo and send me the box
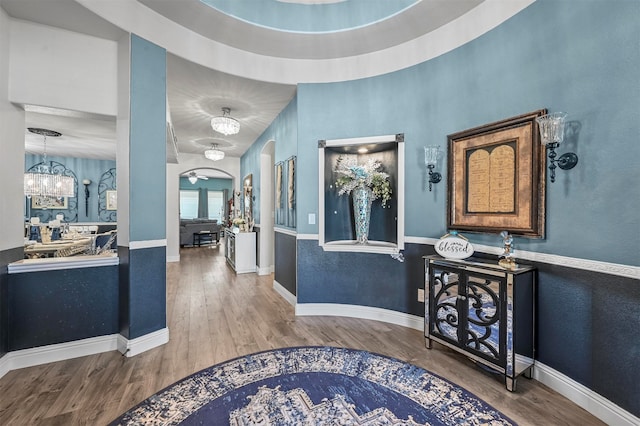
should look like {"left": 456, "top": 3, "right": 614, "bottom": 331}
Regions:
{"left": 225, "top": 230, "right": 256, "bottom": 274}
{"left": 424, "top": 255, "right": 536, "bottom": 391}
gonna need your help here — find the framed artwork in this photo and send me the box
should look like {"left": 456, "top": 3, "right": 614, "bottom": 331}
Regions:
{"left": 106, "top": 190, "right": 117, "bottom": 210}
{"left": 31, "top": 195, "right": 68, "bottom": 209}
{"left": 275, "top": 161, "right": 285, "bottom": 226}
{"left": 447, "top": 110, "right": 547, "bottom": 238}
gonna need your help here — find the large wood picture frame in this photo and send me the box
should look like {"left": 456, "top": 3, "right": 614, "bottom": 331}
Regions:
{"left": 447, "top": 110, "right": 547, "bottom": 238}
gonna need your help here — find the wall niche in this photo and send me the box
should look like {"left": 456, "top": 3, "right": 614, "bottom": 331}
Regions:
{"left": 318, "top": 134, "right": 405, "bottom": 254}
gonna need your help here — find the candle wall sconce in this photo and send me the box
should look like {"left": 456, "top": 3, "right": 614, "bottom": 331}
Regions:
{"left": 424, "top": 145, "right": 442, "bottom": 192}
{"left": 82, "top": 179, "right": 91, "bottom": 216}
{"left": 535, "top": 112, "right": 578, "bottom": 183}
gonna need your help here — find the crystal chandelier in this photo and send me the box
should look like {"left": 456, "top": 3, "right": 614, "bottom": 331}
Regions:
{"left": 204, "top": 144, "right": 225, "bottom": 161}
{"left": 210, "top": 107, "right": 240, "bottom": 136}
{"left": 24, "top": 128, "right": 75, "bottom": 199}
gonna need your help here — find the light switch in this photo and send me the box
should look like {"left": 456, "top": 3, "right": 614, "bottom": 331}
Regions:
{"left": 308, "top": 213, "right": 316, "bottom": 225}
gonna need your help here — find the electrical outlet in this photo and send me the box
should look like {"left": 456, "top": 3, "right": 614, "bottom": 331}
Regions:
{"left": 417, "top": 288, "right": 425, "bottom": 303}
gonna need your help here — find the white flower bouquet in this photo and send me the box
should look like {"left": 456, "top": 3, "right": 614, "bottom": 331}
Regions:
{"left": 334, "top": 156, "right": 392, "bottom": 207}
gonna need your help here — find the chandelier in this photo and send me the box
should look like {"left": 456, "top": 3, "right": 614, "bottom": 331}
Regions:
{"left": 204, "top": 144, "right": 225, "bottom": 161}
{"left": 210, "top": 107, "right": 240, "bottom": 136}
{"left": 24, "top": 128, "right": 75, "bottom": 199}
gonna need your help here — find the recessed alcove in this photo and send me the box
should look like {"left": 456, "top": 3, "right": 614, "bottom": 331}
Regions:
{"left": 318, "top": 134, "right": 404, "bottom": 254}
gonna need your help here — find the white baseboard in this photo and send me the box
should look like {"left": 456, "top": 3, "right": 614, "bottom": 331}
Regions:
{"left": 167, "top": 255, "right": 180, "bottom": 263}
{"left": 257, "top": 265, "right": 271, "bottom": 276}
{"left": 295, "top": 303, "right": 424, "bottom": 331}
{"left": 0, "top": 334, "right": 118, "bottom": 379}
{"left": 0, "top": 328, "right": 170, "bottom": 379}
{"left": 534, "top": 362, "right": 639, "bottom": 426}
{"left": 293, "top": 303, "right": 638, "bottom": 425}
{"left": 273, "top": 280, "right": 296, "bottom": 306}
{"left": 117, "top": 327, "right": 169, "bottom": 357}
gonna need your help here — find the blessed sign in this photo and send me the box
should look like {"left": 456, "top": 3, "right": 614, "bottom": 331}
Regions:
{"left": 435, "top": 233, "right": 474, "bottom": 260}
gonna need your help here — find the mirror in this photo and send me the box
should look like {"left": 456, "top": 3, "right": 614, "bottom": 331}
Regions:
{"left": 243, "top": 174, "right": 253, "bottom": 224}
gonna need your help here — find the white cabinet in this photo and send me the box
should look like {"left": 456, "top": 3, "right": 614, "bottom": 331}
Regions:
{"left": 225, "top": 230, "right": 256, "bottom": 274}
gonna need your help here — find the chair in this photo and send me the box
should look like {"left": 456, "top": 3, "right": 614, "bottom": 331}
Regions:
{"left": 49, "top": 220, "right": 62, "bottom": 241}
{"left": 29, "top": 217, "right": 41, "bottom": 242}
{"left": 95, "top": 231, "right": 117, "bottom": 254}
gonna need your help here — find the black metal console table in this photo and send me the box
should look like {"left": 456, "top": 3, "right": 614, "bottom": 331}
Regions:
{"left": 424, "top": 255, "right": 536, "bottom": 391}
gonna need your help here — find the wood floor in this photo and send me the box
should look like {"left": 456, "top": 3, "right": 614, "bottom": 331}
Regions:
{"left": 0, "top": 244, "right": 605, "bottom": 425}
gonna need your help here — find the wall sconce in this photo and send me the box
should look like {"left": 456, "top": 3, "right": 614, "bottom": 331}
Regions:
{"left": 424, "top": 145, "right": 442, "bottom": 192}
{"left": 536, "top": 112, "right": 578, "bottom": 183}
{"left": 82, "top": 179, "right": 91, "bottom": 216}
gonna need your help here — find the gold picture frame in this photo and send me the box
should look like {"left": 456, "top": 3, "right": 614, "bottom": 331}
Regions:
{"left": 447, "top": 110, "right": 547, "bottom": 238}
{"left": 106, "top": 190, "right": 117, "bottom": 210}
{"left": 31, "top": 195, "right": 68, "bottom": 209}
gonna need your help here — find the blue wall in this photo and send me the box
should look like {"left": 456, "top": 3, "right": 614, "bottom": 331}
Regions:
{"left": 25, "top": 154, "right": 116, "bottom": 223}
{"left": 241, "top": 96, "right": 298, "bottom": 226}
{"left": 8, "top": 266, "right": 119, "bottom": 350}
{"left": 295, "top": 0, "right": 639, "bottom": 266}
{"left": 242, "top": 0, "right": 640, "bottom": 416}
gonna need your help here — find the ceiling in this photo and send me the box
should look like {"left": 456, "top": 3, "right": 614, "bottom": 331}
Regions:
{"left": 2, "top": 0, "right": 484, "bottom": 177}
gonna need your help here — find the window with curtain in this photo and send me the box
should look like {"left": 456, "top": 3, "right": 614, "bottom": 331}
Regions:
{"left": 207, "top": 191, "right": 224, "bottom": 221}
{"left": 179, "top": 190, "right": 199, "bottom": 219}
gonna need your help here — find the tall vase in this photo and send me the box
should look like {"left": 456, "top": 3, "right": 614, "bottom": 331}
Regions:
{"left": 352, "top": 186, "right": 373, "bottom": 244}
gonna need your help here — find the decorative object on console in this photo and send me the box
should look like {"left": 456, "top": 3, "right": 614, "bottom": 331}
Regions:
{"left": 204, "top": 143, "right": 225, "bottom": 161}
{"left": 424, "top": 145, "right": 442, "bottom": 191}
{"left": 210, "top": 107, "right": 240, "bottom": 136}
{"left": 435, "top": 231, "right": 474, "bottom": 260}
{"left": 448, "top": 110, "right": 546, "bottom": 238}
{"left": 334, "top": 156, "right": 392, "bottom": 244}
{"left": 498, "top": 231, "right": 517, "bottom": 270}
{"left": 82, "top": 179, "right": 91, "bottom": 216}
{"left": 535, "top": 112, "right": 578, "bottom": 183}
{"left": 24, "top": 128, "right": 75, "bottom": 202}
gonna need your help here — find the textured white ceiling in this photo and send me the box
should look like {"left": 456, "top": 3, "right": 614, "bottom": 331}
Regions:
{"left": 2, "top": 0, "right": 528, "bottom": 171}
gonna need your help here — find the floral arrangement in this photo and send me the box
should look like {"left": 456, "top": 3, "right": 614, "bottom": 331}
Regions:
{"left": 232, "top": 217, "right": 246, "bottom": 226}
{"left": 334, "top": 156, "right": 392, "bottom": 207}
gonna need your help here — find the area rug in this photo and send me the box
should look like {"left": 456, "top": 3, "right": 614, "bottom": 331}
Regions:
{"left": 110, "top": 346, "right": 516, "bottom": 425}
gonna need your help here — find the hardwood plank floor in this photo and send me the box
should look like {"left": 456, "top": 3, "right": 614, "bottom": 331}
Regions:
{"left": 0, "top": 244, "right": 605, "bottom": 425}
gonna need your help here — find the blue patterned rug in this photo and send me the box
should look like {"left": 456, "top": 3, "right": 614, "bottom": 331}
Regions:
{"left": 110, "top": 346, "right": 516, "bottom": 425}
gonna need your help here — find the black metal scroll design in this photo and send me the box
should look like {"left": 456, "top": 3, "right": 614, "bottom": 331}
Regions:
{"left": 432, "top": 270, "right": 460, "bottom": 342}
{"left": 464, "top": 278, "right": 500, "bottom": 360}
{"left": 98, "top": 168, "right": 117, "bottom": 222}
{"left": 26, "top": 161, "right": 78, "bottom": 223}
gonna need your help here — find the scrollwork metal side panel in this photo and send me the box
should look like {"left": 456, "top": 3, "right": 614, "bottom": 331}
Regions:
{"left": 463, "top": 274, "right": 505, "bottom": 365}
{"left": 430, "top": 266, "right": 461, "bottom": 345}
